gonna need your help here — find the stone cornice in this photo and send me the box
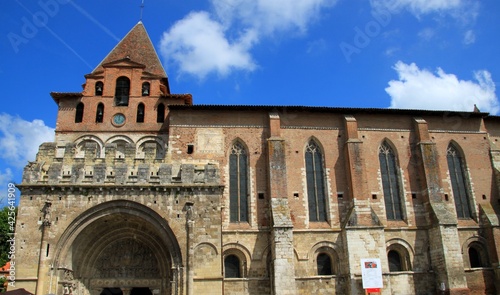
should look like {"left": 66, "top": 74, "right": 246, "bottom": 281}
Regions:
{"left": 16, "top": 183, "right": 224, "bottom": 194}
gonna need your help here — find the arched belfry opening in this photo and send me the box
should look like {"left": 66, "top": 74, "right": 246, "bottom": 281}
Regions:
{"left": 52, "top": 200, "right": 183, "bottom": 295}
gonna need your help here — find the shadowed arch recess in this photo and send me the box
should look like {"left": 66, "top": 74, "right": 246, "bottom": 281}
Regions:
{"left": 52, "top": 200, "right": 183, "bottom": 294}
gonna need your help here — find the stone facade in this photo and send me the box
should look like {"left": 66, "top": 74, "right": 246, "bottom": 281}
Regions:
{"left": 12, "top": 22, "right": 500, "bottom": 295}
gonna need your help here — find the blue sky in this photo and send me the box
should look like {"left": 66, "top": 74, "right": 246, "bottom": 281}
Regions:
{"left": 1, "top": 0, "right": 499, "bottom": 206}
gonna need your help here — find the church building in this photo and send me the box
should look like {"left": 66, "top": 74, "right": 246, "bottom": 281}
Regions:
{"left": 13, "top": 21, "right": 500, "bottom": 295}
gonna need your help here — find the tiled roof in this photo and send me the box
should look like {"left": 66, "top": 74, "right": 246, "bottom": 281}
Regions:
{"left": 92, "top": 21, "right": 166, "bottom": 77}
{"left": 167, "top": 104, "right": 489, "bottom": 117}
{"left": 0, "top": 261, "right": 10, "bottom": 272}
{"left": 50, "top": 92, "right": 83, "bottom": 98}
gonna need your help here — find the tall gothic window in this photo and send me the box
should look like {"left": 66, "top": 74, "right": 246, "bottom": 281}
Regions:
{"left": 75, "top": 102, "right": 84, "bottom": 123}
{"left": 157, "top": 103, "right": 165, "bottom": 123}
{"left": 447, "top": 144, "right": 472, "bottom": 219}
{"left": 379, "top": 141, "right": 403, "bottom": 220}
{"left": 229, "top": 141, "right": 248, "bottom": 223}
{"left": 305, "top": 140, "right": 327, "bottom": 222}
{"left": 115, "top": 76, "right": 130, "bottom": 106}
{"left": 96, "top": 103, "right": 104, "bottom": 123}
{"left": 137, "top": 103, "right": 145, "bottom": 123}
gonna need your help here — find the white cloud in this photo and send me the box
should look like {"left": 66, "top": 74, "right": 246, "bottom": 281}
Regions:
{"left": 463, "top": 29, "right": 475, "bottom": 45}
{"left": 307, "top": 38, "right": 327, "bottom": 54}
{"left": 378, "top": 0, "right": 462, "bottom": 14}
{"left": 160, "top": 11, "right": 257, "bottom": 79}
{"left": 418, "top": 28, "right": 435, "bottom": 41}
{"left": 0, "top": 168, "right": 14, "bottom": 207}
{"left": 386, "top": 61, "right": 499, "bottom": 114}
{"left": 384, "top": 47, "right": 400, "bottom": 57}
{"left": 160, "top": 0, "right": 336, "bottom": 78}
{"left": 370, "top": 0, "right": 477, "bottom": 21}
{"left": 212, "top": 0, "right": 336, "bottom": 35}
{"left": 0, "top": 114, "right": 55, "bottom": 169}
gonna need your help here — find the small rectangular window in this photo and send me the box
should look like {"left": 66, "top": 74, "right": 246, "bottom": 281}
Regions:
{"left": 75, "top": 103, "right": 84, "bottom": 123}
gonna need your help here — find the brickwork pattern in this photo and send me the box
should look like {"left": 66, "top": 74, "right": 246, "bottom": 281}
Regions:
{"left": 11, "top": 22, "right": 500, "bottom": 295}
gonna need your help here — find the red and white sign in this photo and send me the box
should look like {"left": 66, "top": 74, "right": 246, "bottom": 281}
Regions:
{"left": 361, "top": 258, "right": 383, "bottom": 291}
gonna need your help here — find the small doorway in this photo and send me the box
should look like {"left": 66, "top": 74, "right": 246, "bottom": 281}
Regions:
{"left": 100, "top": 288, "right": 123, "bottom": 295}
{"left": 130, "top": 288, "right": 152, "bottom": 295}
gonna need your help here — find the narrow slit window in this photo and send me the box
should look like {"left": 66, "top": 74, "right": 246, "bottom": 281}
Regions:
{"left": 75, "top": 102, "right": 84, "bottom": 123}
{"left": 137, "top": 103, "right": 145, "bottom": 123}
{"left": 96, "top": 103, "right": 104, "bottom": 123}
{"left": 157, "top": 103, "right": 165, "bottom": 123}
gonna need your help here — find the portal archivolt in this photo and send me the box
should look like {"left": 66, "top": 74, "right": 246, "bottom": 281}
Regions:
{"left": 52, "top": 200, "right": 183, "bottom": 295}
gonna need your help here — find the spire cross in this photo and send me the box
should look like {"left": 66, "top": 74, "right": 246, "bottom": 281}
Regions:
{"left": 140, "top": 0, "right": 145, "bottom": 21}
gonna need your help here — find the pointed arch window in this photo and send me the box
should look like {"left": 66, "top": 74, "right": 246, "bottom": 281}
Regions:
{"left": 142, "top": 82, "right": 150, "bottom": 96}
{"left": 447, "top": 144, "right": 472, "bottom": 219}
{"left": 379, "top": 141, "right": 403, "bottom": 220}
{"left": 96, "top": 103, "right": 104, "bottom": 123}
{"left": 305, "top": 140, "right": 327, "bottom": 222}
{"left": 95, "top": 81, "right": 103, "bottom": 96}
{"left": 229, "top": 141, "right": 248, "bottom": 223}
{"left": 157, "top": 103, "right": 165, "bottom": 123}
{"left": 137, "top": 103, "right": 145, "bottom": 123}
{"left": 115, "top": 76, "right": 130, "bottom": 106}
{"left": 75, "top": 102, "right": 84, "bottom": 123}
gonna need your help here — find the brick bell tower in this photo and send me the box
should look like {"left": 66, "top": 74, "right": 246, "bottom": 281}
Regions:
{"left": 15, "top": 21, "right": 224, "bottom": 295}
{"left": 52, "top": 21, "right": 191, "bottom": 141}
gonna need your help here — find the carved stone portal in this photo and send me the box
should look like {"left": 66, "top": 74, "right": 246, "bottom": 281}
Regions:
{"left": 95, "top": 239, "right": 160, "bottom": 279}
